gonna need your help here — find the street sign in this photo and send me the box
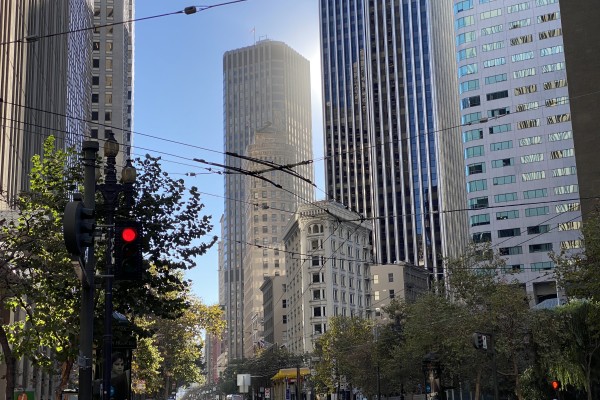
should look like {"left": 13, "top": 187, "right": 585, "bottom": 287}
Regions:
{"left": 285, "top": 388, "right": 290, "bottom": 400}
{"left": 482, "top": 335, "right": 488, "bottom": 350}
{"left": 264, "top": 388, "right": 271, "bottom": 399}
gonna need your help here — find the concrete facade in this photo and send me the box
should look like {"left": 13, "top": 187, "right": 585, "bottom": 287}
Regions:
{"left": 370, "top": 262, "right": 429, "bottom": 321}
{"left": 282, "top": 201, "right": 373, "bottom": 355}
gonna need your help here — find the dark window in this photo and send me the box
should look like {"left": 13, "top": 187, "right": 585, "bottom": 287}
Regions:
{"left": 91, "top": 129, "right": 98, "bottom": 139}
{"left": 91, "top": 111, "right": 98, "bottom": 121}
{"left": 91, "top": 93, "right": 99, "bottom": 103}
{"left": 486, "top": 90, "right": 509, "bottom": 101}
{"left": 92, "top": 76, "right": 99, "bottom": 85}
{"left": 92, "top": 58, "right": 100, "bottom": 68}
{"left": 498, "top": 228, "right": 521, "bottom": 238}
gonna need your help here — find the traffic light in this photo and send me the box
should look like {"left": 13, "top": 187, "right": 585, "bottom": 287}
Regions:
{"left": 551, "top": 379, "right": 561, "bottom": 391}
{"left": 471, "top": 332, "right": 488, "bottom": 350}
{"left": 63, "top": 199, "right": 95, "bottom": 256}
{"left": 114, "top": 221, "right": 143, "bottom": 280}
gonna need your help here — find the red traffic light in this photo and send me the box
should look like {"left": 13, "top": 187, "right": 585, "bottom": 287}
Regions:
{"left": 551, "top": 380, "right": 561, "bottom": 391}
{"left": 121, "top": 227, "right": 138, "bottom": 243}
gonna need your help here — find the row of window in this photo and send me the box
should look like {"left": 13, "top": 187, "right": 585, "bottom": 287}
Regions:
{"left": 466, "top": 142, "right": 574, "bottom": 159}
{"left": 465, "top": 127, "right": 571, "bottom": 144}
{"left": 468, "top": 181, "right": 578, "bottom": 197}
{"left": 455, "top": 0, "right": 558, "bottom": 15}
{"left": 468, "top": 198, "right": 580, "bottom": 215}
{"left": 471, "top": 202, "right": 580, "bottom": 227}
{"left": 467, "top": 161, "right": 576, "bottom": 176}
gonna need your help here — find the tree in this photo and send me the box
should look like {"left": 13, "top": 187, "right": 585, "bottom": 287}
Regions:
{"left": 312, "top": 316, "right": 376, "bottom": 398}
{"left": 0, "top": 137, "right": 83, "bottom": 400}
{"left": 0, "top": 141, "right": 221, "bottom": 400}
{"left": 445, "top": 243, "right": 532, "bottom": 400}
{"left": 553, "top": 209, "right": 600, "bottom": 301}
{"left": 532, "top": 301, "right": 600, "bottom": 400}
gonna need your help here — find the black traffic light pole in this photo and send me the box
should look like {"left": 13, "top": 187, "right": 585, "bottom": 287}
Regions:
{"left": 97, "top": 133, "right": 136, "bottom": 400}
{"left": 79, "top": 141, "right": 99, "bottom": 400}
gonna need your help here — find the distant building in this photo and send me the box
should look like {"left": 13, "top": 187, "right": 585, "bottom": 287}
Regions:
{"left": 283, "top": 201, "right": 373, "bottom": 354}
{"left": 260, "top": 275, "right": 287, "bottom": 351}
{"left": 241, "top": 127, "right": 315, "bottom": 358}
{"left": 221, "top": 40, "right": 313, "bottom": 360}
{"left": 370, "top": 262, "right": 429, "bottom": 321}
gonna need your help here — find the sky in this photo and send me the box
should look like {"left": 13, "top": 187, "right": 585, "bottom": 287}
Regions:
{"left": 133, "top": 0, "right": 324, "bottom": 306}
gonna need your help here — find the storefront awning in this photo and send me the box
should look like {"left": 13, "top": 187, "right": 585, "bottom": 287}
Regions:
{"left": 271, "top": 368, "right": 311, "bottom": 381}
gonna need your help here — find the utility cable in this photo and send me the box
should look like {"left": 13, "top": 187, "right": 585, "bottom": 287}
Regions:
{"left": 0, "top": 1, "right": 248, "bottom": 46}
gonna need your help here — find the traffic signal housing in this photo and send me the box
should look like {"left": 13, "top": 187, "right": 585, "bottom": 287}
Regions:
{"left": 471, "top": 332, "right": 488, "bottom": 350}
{"left": 114, "top": 221, "right": 143, "bottom": 280}
{"left": 64, "top": 199, "right": 95, "bottom": 256}
{"left": 551, "top": 380, "right": 561, "bottom": 391}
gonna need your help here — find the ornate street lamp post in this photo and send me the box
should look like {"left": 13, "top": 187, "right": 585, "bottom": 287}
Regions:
{"left": 98, "top": 132, "right": 136, "bottom": 400}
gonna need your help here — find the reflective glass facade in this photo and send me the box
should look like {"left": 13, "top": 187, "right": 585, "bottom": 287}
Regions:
{"left": 320, "top": 0, "right": 468, "bottom": 280}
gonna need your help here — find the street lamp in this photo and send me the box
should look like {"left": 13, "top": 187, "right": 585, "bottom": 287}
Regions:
{"left": 98, "top": 132, "right": 136, "bottom": 400}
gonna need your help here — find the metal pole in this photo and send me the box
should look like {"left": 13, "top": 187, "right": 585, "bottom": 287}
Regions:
{"left": 491, "top": 338, "right": 499, "bottom": 400}
{"left": 296, "top": 365, "right": 301, "bottom": 400}
{"left": 102, "top": 150, "right": 118, "bottom": 400}
{"left": 79, "top": 141, "right": 98, "bottom": 400}
{"left": 376, "top": 364, "right": 381, "bottom": 400}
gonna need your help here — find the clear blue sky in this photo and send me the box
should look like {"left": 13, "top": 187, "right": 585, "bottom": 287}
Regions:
{"left": 134, "top": 0, "right": 324, "bottom": 306}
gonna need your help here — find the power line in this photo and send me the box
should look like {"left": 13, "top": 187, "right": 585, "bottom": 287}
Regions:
{"left": 0, "top": 1, "right": 248, "bottom": 46}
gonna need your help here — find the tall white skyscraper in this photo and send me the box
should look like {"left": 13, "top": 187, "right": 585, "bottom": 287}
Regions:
{"left": 221, "top": 40, "right": 314, "bottom": 360}
{"left": 454, "top": 0, "right": 581, "bottom": 304}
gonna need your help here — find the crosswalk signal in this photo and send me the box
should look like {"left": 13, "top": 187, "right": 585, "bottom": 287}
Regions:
{"left": 114, "top": 221, "right": 142, "bottom": 280}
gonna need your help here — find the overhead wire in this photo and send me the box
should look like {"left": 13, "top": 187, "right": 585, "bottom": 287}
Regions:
{"left": 0, "top": 1, "right": 249, "bottom": 46}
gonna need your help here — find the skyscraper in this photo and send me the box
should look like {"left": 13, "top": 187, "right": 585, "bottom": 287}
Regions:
{"left": 0, "top": 1, "right": 92, "bottom": 396}
{"left": 0, "top": 0, "right": 93, "bottom": 207}
{"left": 221, "top": 40, "right": 313, "bottom": 360}
{"left": 91, "top": 0, "right": 134, "bottom": 165}
{"left": 454, "top": 0, "right": 581, "bottom": 303}
{"left": 319, "top": 0, "right": 468, "bottom": 278}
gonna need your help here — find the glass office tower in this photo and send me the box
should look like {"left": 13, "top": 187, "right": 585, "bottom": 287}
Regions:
{"left": 320, "top": 0, "right": 468, "bottom": 280}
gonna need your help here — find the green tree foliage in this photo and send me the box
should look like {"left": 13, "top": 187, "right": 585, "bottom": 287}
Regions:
{"left": 445, "top": 243, "right": 532, "bottom": 400}
{"left": 553, "top": 210, "right": 600, "bottom": 301}
{"left": 0, "top": 140, "right": 221, "bottom": 400}
{"left": 312, "top": 316, "right": 376, "bottom": 397}
{"left": 532, "top": 301, "right": 600, "bottom": 400}
{"left": 109, "top": 154, "right": 218, "bottom": 320}
{"left": 132, "top": 296, "right": 224, "bottom": 399}
{"left": 395, "top": 293, "right": 477, "bottom": 395}
{"left": 0, "top": 137, "right": 83, "bottom": 400}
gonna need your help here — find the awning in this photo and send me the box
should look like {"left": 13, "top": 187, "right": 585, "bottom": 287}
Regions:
{"left": 271, "top": 368, "right": 311, "bottom": 381}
